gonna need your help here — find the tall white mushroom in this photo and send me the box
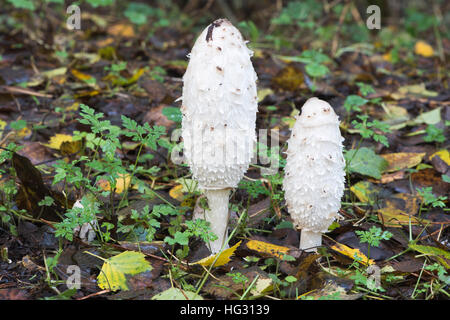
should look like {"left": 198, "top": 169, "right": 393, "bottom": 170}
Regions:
{"left": 283, "top": 97, "right": 345, "bottom": 252}
{"left": 181, "top": 19, "right": 258, "bottom": 253}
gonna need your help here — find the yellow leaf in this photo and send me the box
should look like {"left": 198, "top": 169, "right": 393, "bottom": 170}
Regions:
{"left": 377, "top": 193, "right": 429, "bottom": 228}
{"left": 430, "top": 150, "right": 450, "bottom": 166}
{"left": 97, "top": 251, "right": 152, "bottom": 291}
{"left": 250, "top": 277, "right": 273, "bottom": 296}
{"left": 382, "top": 51, "right": 392, "bottom": 62}
{"left": 126, "top": 68, "right": 145, "bottom": 85}
{"left": 16, "top": 127, "right": 32, "bottom": 139}
{"left": 0, "top": 119, "right": 6, "bottom": 139}
{"left": 192, "top": 241, "right": 241, "bottom": 268}
{"left": 71, "top": 69, "right": 93, "bottom": 82}
{"left": 391, "top": 84, "right": 438, "bottom": 100}
{"left": 169, "top": 184, "right": 184, "bottom": 201}
{"left": 98, "top": 173, "right": 132, "bottom": 194}
{"left": 414, "top": 41, "right": 434, "bottom": 57}
{"left": 350, "top": 181, "right": 381, "bottom": 204}
{"left": 272, "top": 65, "right": 304, "bottom": 91}
{"left": 257, "top": 88, "right": 274, "bottom": 102}
{"left": 108, "top": 23, "right": 135, "bottom": 38}
{"left": 42, "top": 134, "right": 74, "bottom": 149}
{"left": 60, "top": 140, "right": 82, "bottom": 155}
{"left": 66, "top": 102, "right": 80, "bottom": 112}
{"left": 246, "top": 239, "right": 290, "bottom": 259}
{"left": 330, "top": 242, "right": 374, "bottom": 266}
{"left": 380, "top": 152, "right": 425, "bottom": 173}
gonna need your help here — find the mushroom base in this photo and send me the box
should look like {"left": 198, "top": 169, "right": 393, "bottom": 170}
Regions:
{"left": 300, "top": 230, "right": 322, "bottom": 252}
{"left": 204, "top": 188, "right": 231, "bottom": 254}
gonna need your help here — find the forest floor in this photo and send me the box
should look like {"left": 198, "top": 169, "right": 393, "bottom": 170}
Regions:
{"left": 0, "top": 1, "right": 448, "bottom": 301}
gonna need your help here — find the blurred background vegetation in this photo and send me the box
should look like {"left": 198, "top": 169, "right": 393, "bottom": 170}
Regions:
{"left": 1, "top": 0, "right": 449, "bottom": 58}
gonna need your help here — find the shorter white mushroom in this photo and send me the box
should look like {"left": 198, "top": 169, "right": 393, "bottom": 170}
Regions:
{"left": 283, "top": 97, "right": 345, "bottom": 252}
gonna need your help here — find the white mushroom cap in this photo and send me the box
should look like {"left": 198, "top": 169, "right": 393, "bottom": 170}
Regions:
{"left": 181, "top": 18, "right": 258, "bottom": 190}
{"left": 283, "top": 98, "right": 345, "bottom": 237}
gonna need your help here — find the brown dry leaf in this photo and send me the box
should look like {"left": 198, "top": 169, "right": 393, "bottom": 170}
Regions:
{"left": 17, "top": 142, "right": 54, "bottom": 165}
{"left": 0, "top": 289, "right": 29, "bottom": 300}
{"left": 379, "top": 171, "right": 406, "bottom": 184}
{"left": 411, "top": 168, "right": 449, "bottom": 197}
{"left": 380, "top": 152, "right": 425, "bottom": 173}
{"left": 378, "top": 193, "right": 429, "bottom": 228}
{"left": 143, "top": 105, "right": 175, "bottom": 128}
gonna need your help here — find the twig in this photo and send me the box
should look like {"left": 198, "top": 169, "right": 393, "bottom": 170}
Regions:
{"left": 0, "top": 85, "right": 52, "bottom": 98}
{"left": 77, "top": 289, "right": 110, "bottom": 300}
{"left": 331, "top": 2, "right": 350, "bottom": 56}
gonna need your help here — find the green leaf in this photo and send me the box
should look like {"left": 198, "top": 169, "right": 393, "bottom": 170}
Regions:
{"left": 442, "top": 174, "right": 450, "bottom": 183}
{"left": 86, "top": 0, "right": 114, "bottom": 8}
{"left": 7, "top": 0, "right": 35, "bottom": 10}
{"left": 97, "top": 251, "right": 152, "bottom": 291}
{"left": 162, "top": 107, "right": 182, "bottom": 123}
{"left": 305, "top": 63, "right": 329, "bottom": 78}
{"left": 10, "top": 119, "right": 27, "bottom": 130}
{"left": 344, "top": 95, "right": 368, "bottom": 113}
{"left": 151, "top": 287, "right": 203, "bottom": 300}
{"left": 408, "top": 243, "right": 450, "bottom": 268}
{"left": 345, "top": 147, "right": 388, "bottom": 179}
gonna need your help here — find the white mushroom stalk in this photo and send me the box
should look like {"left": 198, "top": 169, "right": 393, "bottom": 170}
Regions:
{"left": 283, "top": 98, "right": 345, "bottom": 252}
{"left": 181, "top": 19, "right": 258, "bottom": 253}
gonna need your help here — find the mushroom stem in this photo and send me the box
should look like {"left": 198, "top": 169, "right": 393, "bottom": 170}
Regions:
{"left": 204, "top": 188, "right": 231, "bottom": 254}
{"left": 300, "top": 230, "right": 322, "bottom": 252}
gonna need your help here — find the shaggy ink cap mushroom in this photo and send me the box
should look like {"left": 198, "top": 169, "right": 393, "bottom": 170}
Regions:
{"left": 181, "top": 19, "right": 258, "bottom": 253}
{"left": 283, "top": 98, "right": 345, "bottom": 252}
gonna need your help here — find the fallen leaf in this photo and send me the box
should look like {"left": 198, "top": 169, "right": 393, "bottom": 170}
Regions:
{"left": 97, "top": 251, "right": 152, "bottom": 291}
{"left": 169, "top": 184, "right": 184, "bottom": 201}
{"left": 108, "top": 23, "right": 135, "bottom": 38}
{"left": 272, "top": 65, "right": 304, "bottom": 91}
{"left": 345, "top": 147, "right": 388, "bottom": 179}
{"left": 350, "top": 181, "right": 381, "bottom": 204}
{"left": 257, "top": 88, "right": 274, "bottom": 102}
{"left": 381, "top": 152, "right": 425, "bottom": 173}
{"left": 250, "top": 277, "right": 273, "bottom": 296}
{"left": 414, "top": 41, "right": 434, "bottom": 57}
{"left": 378, "top": 193, "right": 428, "bottom": 228}
{"left": 412, "top": 107, "right": 442, "bottom": 125}
{"left": 330, "top": 242, "right": 374, "bottom": 266}
{"left": 151, "top": 287, "right": 203, "bottom": 300}
{"left": 391, "top": 84, "right": 438, "bottom": 100}
{"left": 408, "top": 243, "right": 450, "bottom": 269}
{"left": 98, "top": 173, "right": 131, "bottom": 194}
{"left": 43, "top": 133, "right": 74, "bottom": 149}
{"left": 192, "top": 241, "right": 241, "bottom": 268}
{"left": 379, "top": 171, "right": 406, "bottom": 184}
{"left": 430, "top": 150, "right": 450, "bottom": 166}
{"left": 71, "top": 69, "right": 94, "bottom": 82}
{"left": 246, "top": 239, "right": 290, "bottom": 259}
